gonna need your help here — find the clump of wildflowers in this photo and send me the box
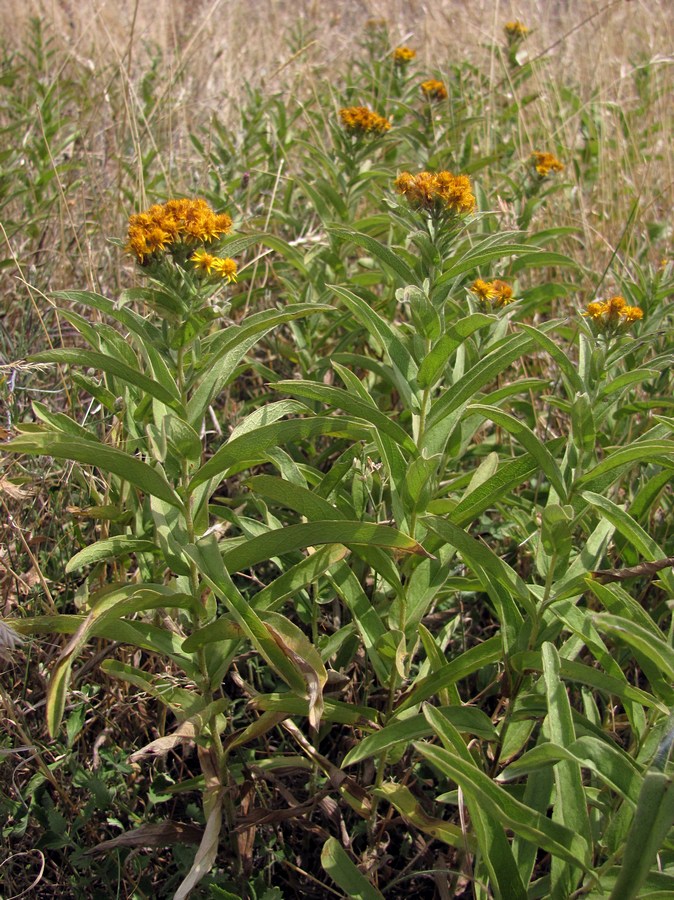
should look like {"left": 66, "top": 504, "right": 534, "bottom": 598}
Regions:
{"left": 392, "top": 46, "right": 416, "bottom": 64}
{"left": 505, "top": 20, "right": 529, "bottom": 41}
{"left": 582, "top": 295, "right": 643, "bottom": 330}
{"left": 420, "top": 79, "right": 448, "bottom": 101}
{"left": 126, "top": 198, "right": 232, "bottom": 262}
{"left": 530, "top": 151, "right": 564, "bottom": 177}
{"left": 339, "top": 106, "right": 391, "bottom": 135}
{"left": 395, "top": 170, "right": 476, "bottom": 215}
{"left": 471, "top": 278, "right": 515, "bottom": 307}
{"left": 190, "top": 249, "right": 238, "bottom": 282}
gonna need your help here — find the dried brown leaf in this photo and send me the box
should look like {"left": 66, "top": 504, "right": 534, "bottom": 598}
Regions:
{"left": 83, "top": 821, "right": 203, "bottom": 855}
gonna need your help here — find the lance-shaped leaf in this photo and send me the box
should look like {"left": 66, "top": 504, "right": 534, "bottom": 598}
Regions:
{"left": 52, "top": 289, "right": 163, "bottom": 346}
{"left": 66, "top": 537, "right": 158, "bottom": 573}
{"left": 467, "top": 404, "right": 568, "bottom": 501}
{"left": 424, "top": 515, "right": 534, "bottom": 618}
{"left": 31, "top": 348, "right": 183, "bottom": 410}
{"left": 189, "top": 416, "right": 371, "bottom": 490}
{"left": 374, "top": 782, "right": 474, "bottom": 850}
{"left": 418, "top": 313, "right": 495, "bottom": 389}
{"left": 414, "top": 742, "right": 590, "bottom": 870}
{"left": 7, "top": 431, "right": 183, "bottom": 509}
{"left": 423, "top": 330, "right": 536, "bottom": 452}
{"left": 342, "top": 706, "right": 497, "bottom": 767}
{"left": 183, "top": 545, "right": 348, "bottom": 651}
{"left": 329, "top": 226, "right": 417, "bottom": 285}
{"left": 576, "top": 441, "right": 674, "bottom": 490}
{"left": 46, "top": 584, "right": 194, "bottom": 736}
{"left": 220, "top": 520, "right": 432, "bottom": 573}
{"left": 184, "top": 536, "right": 325, "bottom": 722}
{"left": 329, "top": 284, "right": 418, "bottom": 404}
{"left": 271, "top": 380, "right": 417, "bottom": 453}
{"left": 8, "top": 614, "right": 197, "bottom": 677}
{"left": 593, "top": 613, "right": 674, "bottom": 682}
{"left": 187, "top": 303, "right": 329, "bottom": 425}
{"left": 396, "top": 636, "right": 502, "bottom": 713}
{"left": 321, "top": 837, "right": 385, "bottom": 900}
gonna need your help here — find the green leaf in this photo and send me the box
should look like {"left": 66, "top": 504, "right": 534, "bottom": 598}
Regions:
{"left": 518, "top": 323, "right": 584, "bottom": 394}
{"left": 424, "top": 331, "right": 535, "bottom": 452}
{"left": 422, "top": 705, "right": 528, "bottom": 900}
{"left": 189, "top": 416, "right": 371, "bottom": 490}
{"left": 342, "top": 706, "right": 498, "bottom": 766}
{"left": 414, "top": 742, "right": 590, "bottom": 870}
{"left": 271, "top": 380, "right": 416, "bottom": 453}
{"left": 329, "top": 284, "right": 418, "bottom": 404}
{"left": 449, "top": 445, "right": 562, "bottom": 526}
{"left": 396, "top": 636, "right": 502, "bottom": 713}
{"left": 7, "top": 614, "right": 197, "bottom": 677}
{"left": 576, "top": 441, "right": 674, "bottom": 489}
{"left": 31, "top": 348, "right": 183, "bottom": 410}
{"left": 542, "top": 643, "right": 592, "bottom": 894}
{"left": 510, "top": 651, "right": 666, "bottom": 712}
{"left": 221, "top": 520, "right": 431, "bottom": 573}
{"left": 6, "top": 432, "right": 183, "bottom": 509}
{"left": 52, "top": 290, "right": 163, "bottom": 347}
{"left": 187, "top": 304, "right": 328, "bottom": 425}
{"left": 45, "top": 584, "right": 194, "bottom": 735}
{"left": 468, "top": 404, "right": 568, "bottom": 501}
{"left": 417, "top": 313, "right": 495, "bottom": 389}
{"left": 183, "top": 545, "right": 348, "bottom": 652}
{"left": 321, "top": 837, "right": 385, "bottom": 900}
{"left": 499, "top": 735, "right": 641, "bottom": 805}
{"left": 424, "top": 515, "right": 534, "bottom": 618}
{"left": 251, "top": 693, "right": 376, "bottom": 726}
{"left": 374, "top": 782, "right": 472, "bottom": 850}
{"left": 593, "top": 613, "right": 674, "bottom": 682}
{"left": 184, "top": 537, "right": 321, "bottom": 702}
{"left": 66, "top": 537, "right": 158, "bottom": 573}
{"left": 329, "top": 226, "right": 417, "bottom": 285}
{"left": 437, "top": 238, "right": 536, "bottom": 284}
{"left": 608, "top": 770, "right": 674, "bottom": 900}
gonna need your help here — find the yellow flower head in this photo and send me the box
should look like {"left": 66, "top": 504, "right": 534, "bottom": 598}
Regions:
{"left": 339, "top": 106, "right": 391, "bottom": 135}
{"left": 395, "top": 170, "right": 476, "bottom": 215}
{"left": 582, "top": 295, "right": 643, "bottom": 330}
{"left": 530, "top": 151, "right": 564, "bottom": 177}
{"left": 470, "top": 279, "right": 497, "bottom": 302}
{"left": 126, "top": 198, "right": 233, "bottom": 261}
{"left": 471, "top": 278, "right": 515, "bottom": 307}
{"left": 393, "top": 46, "right": 416, "bottom": 64}
{"left": 190, "top": 249, "right": 216, "bottom": 274}
{"left": 420, "top": 79, "right": 448, "bottom": 101}
{"left": 191, "top": 251, "right": 238, "bottom": 283}
{"left": 211, "top": 257, "right": 238, "bottom": 283}
{"left": 505, "top": 21, "right": 529, "bottom": 39}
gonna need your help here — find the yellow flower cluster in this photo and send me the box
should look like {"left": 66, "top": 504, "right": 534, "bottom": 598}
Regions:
{"left": 420, "top": 79, "right": 448, "bottom": 101}
{"left": 393, "top": 46, "right": 416, "bottom": 63}
{"left": 470, "top": 278, "right": 515, "bottom": 307}
{"left": 394, "top": 171, "right": 476, "bottom": 214}
{"left": 190, "top": 249, "right": 238, "bottom": 282}
{"left": 126, "top": 198, "right": 232, "bottom": 262}
{"left": 582, "top": 295, "right": 643, "bottom": 328}
{"left": 339, "top": 106, "right": 391, "bottom": 135}
{"left": 505, "top": 21, "right": 529, "bottom": 38}
{"left": 531, "top": 151, "right": 564, "bottom": 177}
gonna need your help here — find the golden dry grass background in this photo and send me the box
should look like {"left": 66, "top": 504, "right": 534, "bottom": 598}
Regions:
{"left": 5, "top": 0, "right": 674, "bottom": 100}
{"left": 1, "top": 0, "right": 672, "bottom": 289}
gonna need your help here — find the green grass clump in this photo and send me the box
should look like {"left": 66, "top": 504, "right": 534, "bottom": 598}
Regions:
{"left": 1, "top": 7, "right": 673, "bottom": 899}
